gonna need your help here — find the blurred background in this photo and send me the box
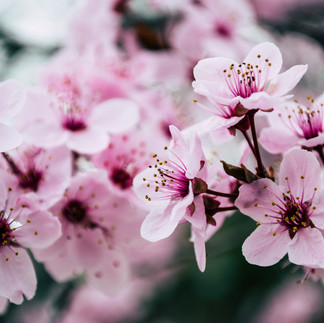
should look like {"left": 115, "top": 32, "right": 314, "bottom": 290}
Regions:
{"left": 2, "top": 0, "right": 324, "bottom": 322}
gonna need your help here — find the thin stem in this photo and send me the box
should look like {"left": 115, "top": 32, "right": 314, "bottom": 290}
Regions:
{"left": 248, "top": 111, "right": 268, "bottom": 178}
{"left": 240, "top": 129, "right": 256, "bottom": 157}
{"left": 206, "top": 189, "right": 238, "bottom": 199}
{"left": 215, "top": 206, "right": 237, "bottom": 212}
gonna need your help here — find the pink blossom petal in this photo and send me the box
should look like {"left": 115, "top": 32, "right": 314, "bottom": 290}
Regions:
{"left": 193, "top": 80, "right": 240, "bottom": 106}
{"left": 0, "top": 297, "right": 8, "bottom": 314}
{"left": 43, "top": 251, "right": 82, "bottom": 282}
{"left": 71, "top": 228, "right": 107, "bottom": 269}
{"left": 244, "top": 42, "right": 283, "bottom": 83}
{"left": 170, "top": 185, "right": 194, "bottom": 223}
{"left": 268, "top": 64, "right": 308, "bottom": 97}
{"left": 279, "top": 149, "right": 320, "bottom": 201}
{"left": 184, "top": 194, "right": 206, "bottom": 229}
{"left": 240, "top": 91, "right": 287, "bottom": 110}
{"left": 288, "top": 228, "right": 324, "bottom": 268}
{"left": 309, "top": 195, "right": 324, "bottom": 229}
{"left": 193, "top": 57, "right": 237, "bottom": 83}
{"left": 67, "top": 129, "right": 109, "bottom": 154}
{"left": 235, "top": 178, "right": 284, "bottom": 223}
{"left": 0, "top": 247, "right": 36, "bottom": 304}
{"left": 242, "top": 225, "right": 291, "bottom": 266}
{"left": 23, "top": 122, "right": 67, "bottom": 148}
{"left": 89, "top": 98, "right": 139, "bottom": 134}
{"left": 0, "top": 80, "right": 26, "bottom": 120}
{"left": 299, "top": 134, "right": 324, "bottom": 148}
{"left": 133, "top": 167, "right": 171, "bottom": 206}
{"left": 87, "top": 251, "right": 130, "bottom": 296}
{"left": 260, "top": 127, "right": 299, "bottom": 154}
{"left": 191, "top": 226, "right": 206, "bottom": 272}
{"left": 182, "top": 115, "right": 243, "bottom": 138}
{"left": 140, "top": 203, "right": 178, "bottom": 241}
{"left": 0, "top": 124, "right": 22, "bottom": 152}
{"left": 15, "top": 210, "right": 61, "bottom": 249}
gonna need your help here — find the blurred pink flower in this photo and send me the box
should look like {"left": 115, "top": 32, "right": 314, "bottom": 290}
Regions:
{"left": 1, "top": 144, "right": 72, "bottom": 208}
{"left": 0, "top": 80, "right": 26, "bottom": 152}
{"left": 19, "top": 87, "right": 139, "bottom": 154}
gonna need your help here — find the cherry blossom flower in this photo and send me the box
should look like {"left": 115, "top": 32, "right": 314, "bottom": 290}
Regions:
{"left": 19, "top": 86, "right": 139, "bottom": 154}
{"left": 235, "top": 149, "right": 324, "bottom": 267}
{"left": 133, "top": 125, "right": 207, "bottom": 242}
{"left": 92, "top": 131, "right": 154, "bottom": 203}
{"left": 0, "top": 181, "right": 61, "bottom": 305}
{"left": 260, "top": 94, "right": 324, "bottom": 154}
{"left": 1, "top": 144, "right": 72, "bottom": 207}
{"left": 192, "top": 42, "right": 307, "bottom": 115}
{"left": 0, "top": 80, "right": 26, "bottom": 152}
{"left": 33, "top": 172, "right": 140, "bottom": 296}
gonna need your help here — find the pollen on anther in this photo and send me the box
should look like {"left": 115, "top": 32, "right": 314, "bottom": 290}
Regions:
{"left": 285, "top": 177, "right": 289, "bottom": 180}
{"left": 263, "top": 185, "right": 267, "bottom": 189}
{"left": 5, "top": 257, "right": 8, "bottom": 261}
{"left": 272, "top": 202, "right": 276, "bottom": 206}
{"left": 301, "top": 176, "right": 305, "bottom": 179}
{"left": 15, "top": 252, "right": 18, "bottom": 256}
{"left": 256, "top": 222, "right": 260, "bottom": 226}
{"left": 34, "top": 231, "right": 38, "bottom": 236}
{"left": 254, "top": 203, "right": 258, "bottom": 207}
{"left": 272, "top": 232, "right": 276, "bottom": 236}
{"left": 314, "top": 187, "right": 318, "bottom": 191}
{"left": 164, "top": 146, "right": 168, "bottom": 150}
{"left": 312, "top": 206, "right": 316, "bottom": 210}
{"left": 27, "top": 219, "right": 31, "bottom": 223}
{"left": 147, "top": 183, "right": 150, "bottom": 187}
{"left": 264, "top": 214, "right": 268, "bottom": 217}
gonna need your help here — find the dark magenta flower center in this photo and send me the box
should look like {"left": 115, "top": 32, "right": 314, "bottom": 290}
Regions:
{"left": 19, "top": 169, "right": 43, "bottom": 192}
{"left": 0, "top": 211, "right": 13, "bottom": 247}
{"left": 62, "top": 200, "right": 88, "bottom": 224}
{"left": 111, "top": 168, "right": 133, "bottom": 189}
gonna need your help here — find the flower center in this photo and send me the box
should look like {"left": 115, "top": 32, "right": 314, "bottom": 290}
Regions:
{"left": 0, "top": 211, "right": 13, "bottom": 247}
{"left": 111, "top": 168, "right": 133, "bottom": 189}
{"left": 62, "top": 200, "right": 88, "bottom": 224}
{"left": 280, "top": 197, "right": 312, "bottom": 239}
{"left": 62, "top": 117, "right": 87, "bottom": 132}
{"left": 143, "top": 152, "right": 189, "bottom": 202}
{"left": 19, "top": 168, "right": 43, "bottom": 192}
{"left": 279, "top": 98, "right": 323, "bottom": 141}
{"left": 223, "top": 54, "right": 271, "bottom": 98}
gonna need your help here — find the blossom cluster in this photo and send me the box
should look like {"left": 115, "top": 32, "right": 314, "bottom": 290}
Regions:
{"left": 1, "top": 0, "right": 324, "bottom": 321}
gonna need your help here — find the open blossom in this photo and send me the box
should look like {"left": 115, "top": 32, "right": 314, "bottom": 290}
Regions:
{"left": 18, "top": 85, "right": 139, "bottom": 154}
{"left": 92, "top": 130, "right": 153, "bottom": 203}
{"left": 192, "top": 42, "right": 307, "bottom": 117}
{"left": 0, "top": 181, "right": 61, "bottom": 305}
{"left": 260, "top": 94, "right": 324, "bottom": 153}
{"left": 33, "top": 172, "right": 137, "bottom": 296}
{"left": 1, "top": 144, "right": 72, "bottom": 208}
{"left": 235, "top": 149, "right": 324, "bottom": 267}
{"left": 133, "top": 125, "right": 207, "bottom": 242}
{"left": 0, "top": 80, "right": 26, "bottom": 152}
